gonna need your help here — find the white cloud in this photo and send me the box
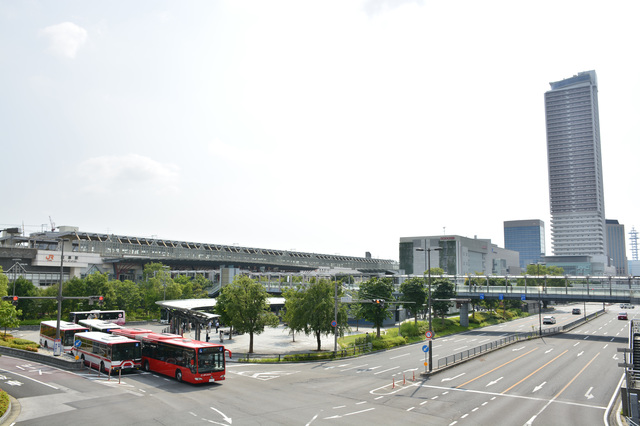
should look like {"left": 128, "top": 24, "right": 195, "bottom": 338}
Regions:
{"left": 77, "top": 154, "right": 180, "bottom": 196}
{"left": 39, "top": 22, "right": 87, "bottom": 59}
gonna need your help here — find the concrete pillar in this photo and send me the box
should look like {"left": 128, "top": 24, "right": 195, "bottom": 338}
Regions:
{"left": 460, "top": 303, "right": 469, "bottom": 327}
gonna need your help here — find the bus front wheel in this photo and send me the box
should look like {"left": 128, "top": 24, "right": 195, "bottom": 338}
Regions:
{"left": 143, "top": 361, "right": 150, "bottom": 372}
{"left": 175, "top": 369, "right": 183, "bottom": 382}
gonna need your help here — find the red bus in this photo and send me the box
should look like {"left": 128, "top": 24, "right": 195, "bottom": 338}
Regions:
{"left": 140, "top": 333, "right": 231, "bottom": 384}
{"left": 111, "top": 328, "right": 177, "bottom": 341}
{"left": 72, "top": 331, "right": 142, "bottom": 374}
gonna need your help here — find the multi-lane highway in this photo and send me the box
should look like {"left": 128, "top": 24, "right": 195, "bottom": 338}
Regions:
{"left": 1, "top": 303, "right": 631, "bottom": 425}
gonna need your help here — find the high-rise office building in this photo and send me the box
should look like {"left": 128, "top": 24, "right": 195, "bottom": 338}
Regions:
{"left": 606, "top": 219, "right": 628, "bottom": 275}
{"left": 504, "top": 220, "right": 545, "bottom": 269}
{"left": 545, "top": 70, "right": 607, "bottom": 260}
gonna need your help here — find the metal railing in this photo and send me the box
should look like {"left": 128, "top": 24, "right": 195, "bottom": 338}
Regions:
{"left": 436, "top": 309, "right": 603, "bottom": 369}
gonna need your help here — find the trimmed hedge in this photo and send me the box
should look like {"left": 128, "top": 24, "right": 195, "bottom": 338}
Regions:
{"left": 0, "top": 334, "right": 39, "bottom": 352}
{"left": 0, "top": 390, "right": 8, "bottom": 418}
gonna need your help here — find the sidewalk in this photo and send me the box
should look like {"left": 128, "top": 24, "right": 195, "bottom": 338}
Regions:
{"left": 182, "top": 323, "right": 381, "bottom": 355}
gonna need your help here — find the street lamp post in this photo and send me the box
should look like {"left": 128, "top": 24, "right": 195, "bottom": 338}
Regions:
{"left": 416, "top": 245, "right": 442, "bottom": 373}
{"left": 538, "top": 287, "right": 543, "bottom": 337}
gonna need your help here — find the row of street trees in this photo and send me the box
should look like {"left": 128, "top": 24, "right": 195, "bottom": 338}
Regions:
{"left": 214, "top": 272, "right": 459, "bottom": 352}
{"left": 0, "top": 263, "right": 210, "bottom": 321}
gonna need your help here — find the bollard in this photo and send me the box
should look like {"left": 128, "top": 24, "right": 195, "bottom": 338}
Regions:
{"left": 403, "top": 374, "right": 406, "bottom": 385}
{"left": 392, "top": 378, "right": 395, "bottom": 389}
{"left": 413, "top": 371, "right": 415, "bottom": 382}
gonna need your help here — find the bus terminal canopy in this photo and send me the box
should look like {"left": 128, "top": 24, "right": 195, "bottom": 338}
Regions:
{"left": 156, "top": 298, "right": 285, "bottom": 324}
{"left": 156, "top": 299, "right": 220, "bottom": 324}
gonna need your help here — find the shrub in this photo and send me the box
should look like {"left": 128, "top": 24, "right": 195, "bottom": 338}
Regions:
{"left": 399, "top": 322, "right": 421, "bottom": 337}
{"left": 0, "top": 391, "right": 8, "bottom": 418}
{"left": 371, "top": 336, "right": 406, "bottom": 350}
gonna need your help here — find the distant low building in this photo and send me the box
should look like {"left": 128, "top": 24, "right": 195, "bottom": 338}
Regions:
{"left": 399, "top": 235, "right": 520, "bottom": 276}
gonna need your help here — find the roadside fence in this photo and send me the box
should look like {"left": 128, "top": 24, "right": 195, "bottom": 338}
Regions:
{"left": 436, "top": 309, "right": 603, "bottom": 370}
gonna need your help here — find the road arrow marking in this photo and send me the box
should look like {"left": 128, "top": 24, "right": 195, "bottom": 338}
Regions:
{"left": 533, "top": 382, "right": 546, "bottom": 393}
{"left": 577, "top": 351, "right": 584, "bottom": 357}
{"left": 585, "top": 387, "right": 594, "bottom": 399}
{"left": 545, "top": 349, "right": 554, "bottom": 354}
{"left": 486, "top": 377, "right": 503, "bottom": 387}
{"left": 512, "top": 346, "right": 525, "bottom": 351}
{"left": 442, "top": 373, "right": 465, "bottom": 382}
{"left": 210, "top": 407, "right": 232, "bottom": 424}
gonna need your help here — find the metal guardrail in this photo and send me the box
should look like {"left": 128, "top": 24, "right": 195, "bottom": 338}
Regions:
{"left": 436, "top": 309, "right": 603, "bottom": 369}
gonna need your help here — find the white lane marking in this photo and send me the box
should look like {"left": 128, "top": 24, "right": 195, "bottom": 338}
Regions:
{"left": 374, "top": 366, "right": 400, "bottom": 375}
{"left": 390, "top": 353, "right": 410, "bottom": 360}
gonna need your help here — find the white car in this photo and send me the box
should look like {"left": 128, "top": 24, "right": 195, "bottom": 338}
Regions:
{"left": 543, "top": 316, "right": 556, "bottom": 324}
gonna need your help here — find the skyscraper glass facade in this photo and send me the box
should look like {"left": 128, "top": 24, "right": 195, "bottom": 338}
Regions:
{"left": 606, "top": 219, "right": 628, "bottom": 275}
{"left": 504, "top": 220, "right": 545, "bottom": 269}
{"left": 545, "top": 71, "right": 607, "bottom": 258}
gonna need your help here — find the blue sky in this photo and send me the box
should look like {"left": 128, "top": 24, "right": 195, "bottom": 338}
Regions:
{"left": 2, "top": 0, "right": 639, "bottom": 261}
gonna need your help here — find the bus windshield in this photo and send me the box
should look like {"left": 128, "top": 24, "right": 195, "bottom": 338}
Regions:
{"left": 62, "top": 330, "right": 79, "bottom": 347}
{"left": 111, "top": 342, "right": 142, "bottom": 362}
{"left": 197, "top": 347, "right": 225, "bottom": 373}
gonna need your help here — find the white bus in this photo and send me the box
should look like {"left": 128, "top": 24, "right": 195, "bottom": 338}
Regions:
{"left": 72, "top": 331, "right": 142, "bottom": 374}
{"left": 69, "top": 310, "right": 126, "bottom": 325}
{"left": 39, "top": 320, "right": 89, "bottom": 352}
{"left": 78, "top": 319, "right": 123, "bottom": 333}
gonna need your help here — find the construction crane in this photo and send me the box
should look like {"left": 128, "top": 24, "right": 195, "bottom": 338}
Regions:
{"left": 49, "top": 216, "right": 56, "bottom": 232}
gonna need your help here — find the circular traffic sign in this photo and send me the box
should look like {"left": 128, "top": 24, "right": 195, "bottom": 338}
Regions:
{"left": 422, "top": 345, "right": 429, "bottom": 353}
{"left": 425, "top": 330, "right": 433, "bottom": 339}
{"left": 331, "top": 320, "right": 337, "bottom": 327}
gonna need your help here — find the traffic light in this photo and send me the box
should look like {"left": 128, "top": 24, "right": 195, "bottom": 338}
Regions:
{"left": 2, "top": 296, "right": 18, "bottom": 306}
{"left": 98, "top": 296, "right": 104, "bottom": 306}
{"left": 373, "top": 299, "right": 385, "bottom": 307}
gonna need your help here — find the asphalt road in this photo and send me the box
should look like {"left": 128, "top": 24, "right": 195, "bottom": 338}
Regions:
{"left": 1, "top": 302, "right": 629, "bottom": 425}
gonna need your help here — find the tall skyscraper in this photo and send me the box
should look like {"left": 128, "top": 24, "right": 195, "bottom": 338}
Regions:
{"left": 504, "top": 219, "right": 545, "bottom": 269}
{"left": 545, "top": 71, "right": 607, "bottom": 260}
{"left": 606, "top": 219, "right": 628, "bottom": 275}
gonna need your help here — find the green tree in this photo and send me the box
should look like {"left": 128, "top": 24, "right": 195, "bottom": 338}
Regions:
{"left": 399, "top": 277, "right": 426, "bottom": 325}
{"left": 215, "top": 275, "right": 279, "bottom": 353}
{"left": 283, "top": 280, "right": 348, "bottom": 351}
{"left": 12, "top": 277, "right": 38, "bottom": 319}
{"left": 358, "top": 277, "right": 394, "bottom": 338}
{"left": 0, "top": 301, "right": 21, "bottom": 335}
{"left": 84, "top": 272, "right": 116, "bottom": 309}
{"left": 523, "top": 264, "right": 566, "bottom": 287}
{"left": 38, "top": 285, "right": 59, "bottom": 318}
{"left": 0, "top": 268, "right": 9, "bottom": 297}
{"left": 282, "top": 287, "right": 306, "bottom": 341}
{"left": 191, "top": 275, "right": 211, "bottom": 298}
{"left": 431, "top": 279, "right": 456, "bottom": 326}
{"left": 112, "top": 279, "right": 142, "bottom": 314}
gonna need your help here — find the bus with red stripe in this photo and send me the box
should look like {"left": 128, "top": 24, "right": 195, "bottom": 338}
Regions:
{"left": 72, "top": 331, "right": 142, "bottom": 374}
{"left": 140, "top": 333, "right": 231, "bottom": 383}
{"left": 111, "top": 328, "right": 174, "bottom": 341}
{"left": 39, "top": 320, "right": 89, "bottom": 352}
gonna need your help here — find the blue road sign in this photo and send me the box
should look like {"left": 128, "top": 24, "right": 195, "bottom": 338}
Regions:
{"left": 74, "top": 339, "right": 81, "bottom": 348}
{"left": 499, "top": 294, "right": 504, "bottom": 301}
{"left": 521, "top": 294, "right": 526, "bottom": 301}
{"left": 422, "top": 345, "right": 429, "bottom": 353}
{"left": 479, "top": 293, "right": 485, "bottom": 300}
